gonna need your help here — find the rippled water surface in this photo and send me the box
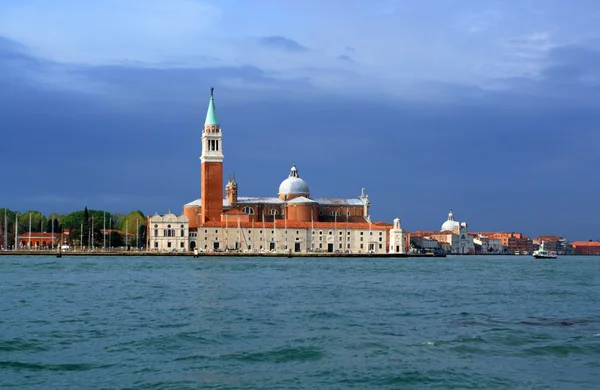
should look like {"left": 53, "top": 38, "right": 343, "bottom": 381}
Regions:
{"left": 1, "top": 255, "right": 599, "bottom": 389}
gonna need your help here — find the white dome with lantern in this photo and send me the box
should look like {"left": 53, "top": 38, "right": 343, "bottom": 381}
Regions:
{"left": 441, "top": 210, "right": 460, "bottom": 233}
{"left": 278, "top": 163, "right": 310, "bottom": 196}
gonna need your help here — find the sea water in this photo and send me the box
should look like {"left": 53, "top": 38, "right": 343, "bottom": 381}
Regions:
{"left": 1, "top": 255, "right": 599, "bottom": 389}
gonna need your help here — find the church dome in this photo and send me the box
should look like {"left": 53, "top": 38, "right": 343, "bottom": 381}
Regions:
{"left": 278, "top": 163, "right": 310, "bottom": 196}
{"left": 441, "top": 210, "right": 460, "bottom": 232}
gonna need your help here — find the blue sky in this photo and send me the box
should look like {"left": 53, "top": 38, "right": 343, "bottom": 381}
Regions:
{"left": 1, "top": 0, "right": 599, "bottom": 240}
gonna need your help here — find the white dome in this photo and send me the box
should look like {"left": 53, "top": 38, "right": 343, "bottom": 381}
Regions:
{"left": 441, "top": 209, "right": 459, "bottom": 232}
{"left": 441, "top": 220, "right": 460, "bottom": 232}
{"left": 279, "top": 177, "right": 310, "bottom": 195}
{"left": 278, "top": 163, "right": 310, "bottom": 196}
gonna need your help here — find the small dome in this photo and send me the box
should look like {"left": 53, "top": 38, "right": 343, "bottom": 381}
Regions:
{"left": 278, "top": 163, "right": 310, "bottom": 196}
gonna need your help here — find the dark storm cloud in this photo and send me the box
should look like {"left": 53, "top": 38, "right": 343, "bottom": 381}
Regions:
{"left": 498, "top": 42, "right": 600, "bottom": 103}
{"left": 1, "top": 36, "right": 600, "bottom": 239}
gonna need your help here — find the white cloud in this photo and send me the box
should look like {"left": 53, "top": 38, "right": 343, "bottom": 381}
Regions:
{"left": 505, "top": 32, "right": 557, "bottom": 58}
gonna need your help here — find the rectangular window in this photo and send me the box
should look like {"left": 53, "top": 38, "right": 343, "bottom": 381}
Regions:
{"left": 167, "top": 242, "right": 172, "bottom": 248}
{"left": 360, "top": 244, "right": 363, "bottom": 249}
{"left": 154, "top": 242, "right": 158, "bottom": 248}
{"left": 379, "top": 244, "right": 383, "bottom": 249}
{"left": 154, "top": 229, "right": 158, "bottom": 237}
{"left": 379, "top": 237, "right": 382, "bottom": 242}
{"left": 181, "top": 230, "right": 184, "bottom": 237}
{"left": 180, "top": 242, "right": 184, "bottom": 248}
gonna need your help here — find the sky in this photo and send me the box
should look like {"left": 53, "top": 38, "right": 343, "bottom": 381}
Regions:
{"left": 1, "top": 0, "right": 599, "bottom": 240}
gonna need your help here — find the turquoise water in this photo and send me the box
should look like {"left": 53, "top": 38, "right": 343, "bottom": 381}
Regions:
{"left": 1, "top": 255, "right": 599, "bottom": 389}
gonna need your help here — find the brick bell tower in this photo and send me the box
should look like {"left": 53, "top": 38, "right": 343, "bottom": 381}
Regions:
{"left": 200, "top": 88, "right": 224, "bottom": 224}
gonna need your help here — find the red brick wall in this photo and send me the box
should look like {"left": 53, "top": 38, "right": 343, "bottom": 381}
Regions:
{"left": 184, "top": 205, "right": 201, "bottom": 229}
{"left": 201, "top": 162, "right": 223, "bottom": 223}
{"left": 287, "top": 204, "right": 314, "bottom": 222}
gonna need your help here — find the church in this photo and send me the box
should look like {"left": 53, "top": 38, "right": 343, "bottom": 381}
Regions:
{"left": 149, "top": 89, "right": 406, "bottom": 254}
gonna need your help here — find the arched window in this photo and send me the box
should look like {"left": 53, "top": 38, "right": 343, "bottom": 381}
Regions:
{"left": 268, "top": 209, "right": 279, "bottom": 215}
{"left": 242, "top": 207, "right": 255, "bottom": 215}
{"left": 330, "top": 211, "right": 340, "bottom": 216}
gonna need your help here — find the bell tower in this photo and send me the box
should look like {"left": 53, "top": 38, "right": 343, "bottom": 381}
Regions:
{"left": 200, "top": 88, "right": 224, "bottom": 223}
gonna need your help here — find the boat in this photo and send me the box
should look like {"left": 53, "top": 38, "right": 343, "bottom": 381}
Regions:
{"left": 532, "top": 241, "right": 557, "bottom": 259}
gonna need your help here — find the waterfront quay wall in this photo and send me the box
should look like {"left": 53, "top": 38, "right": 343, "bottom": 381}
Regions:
{"left": 0, "top": 250, "right": 444, "bottom": 258}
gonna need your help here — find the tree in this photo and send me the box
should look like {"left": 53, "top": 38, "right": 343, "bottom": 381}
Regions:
{"left": 83, "top": 207, "right": 89, "bottom": 246}
{"left": 109, "top": 231, "right": 124, "bottom": 248}
{"left": 46, "top": 212, "right": 62, "bottom": 233}
{"left": 138, "top": 224, "right": 147, "bottom": 249}
{"left": 18, "top": 211, "right": 46, "bottom": 233}
{"left": 120, "top": 211, "right": 145, "bottom": 248}
{"left": 0, "top": 208, "right": 16, "bottom": 249}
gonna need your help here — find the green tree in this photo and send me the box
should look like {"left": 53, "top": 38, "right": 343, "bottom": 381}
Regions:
{"left": 82, "top": 207, "right": 89, "bottom": 246}
{"left": 109, "top": 231, "right": 124, "bottom": 248}
{"left": 138, "top": 224, "right": 147, "bottom": 249}
{"left": 0, "top": 208, "right": 16, "bottom": 249}
{"left": 46, "top": 212, "right": 62, "bottom": 233}
{"left": 120, "top": 211, "right": 145, "bottom": 248}
{"left": 18, "top": 211, "right": 46, "bottom": 233}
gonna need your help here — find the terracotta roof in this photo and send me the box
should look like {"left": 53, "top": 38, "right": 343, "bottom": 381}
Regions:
{"left": 537, "top": 235, "right": 562, "bottom": 241}
{"left": 571, "top": 241, "right": 600, "bottom": 247}
{"left": 17, "top": 232, "right": 60, "bottom": 238}
{"left": 222, "top": 209, "right": 247, "bottom": 216}
{"left": 198, "top": 221, "right": 391, "bottom": 230}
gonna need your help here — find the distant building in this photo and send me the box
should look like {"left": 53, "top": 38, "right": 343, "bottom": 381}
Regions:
{"left": 389, "top": 218, "right": 407, "bottom": 254}
{"left": 533, "top": 236, "right": 571, "bottom": 255}
{"left": 571, "top": 241, "right": 600, "bottom": 255}
{"left": 473, "top": 234, "right": 503, "bottom": 254}
{"left": 148, "top": 213, "right": 189, "bottom": 252}
{"left": 149, "top": 89, "right": 399, "bottom": 254}
{"left": 410, "top": 210, "right": 474, "bottom": 254}
{"left": 17, "top": 232, "right": 60, "bottom": 249}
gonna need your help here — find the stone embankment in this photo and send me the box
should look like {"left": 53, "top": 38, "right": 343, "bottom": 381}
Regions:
{"left": 0, "top": 250, "right": 445, "bottom": 258}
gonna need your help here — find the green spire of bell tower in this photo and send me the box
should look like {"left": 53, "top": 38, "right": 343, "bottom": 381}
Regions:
{"left": 205, "top": 87, "right": 219, "bottom": 126}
